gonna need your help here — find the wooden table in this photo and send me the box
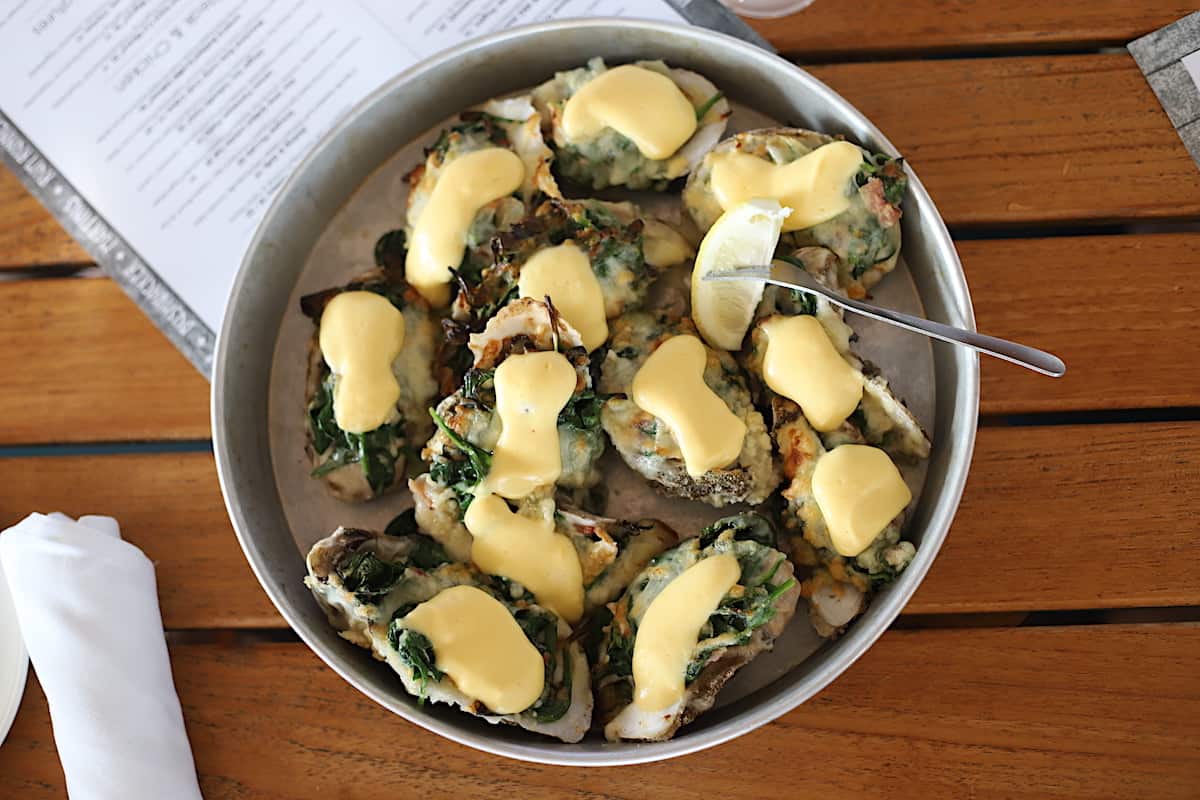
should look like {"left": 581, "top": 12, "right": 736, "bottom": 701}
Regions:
{"left": 3, "top": 3, "right": 1200, "bottom": 797}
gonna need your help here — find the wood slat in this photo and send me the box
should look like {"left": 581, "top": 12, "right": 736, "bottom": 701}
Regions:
{"left": 966, "top": 232, "right": 1200, "bottom": 413}
{"left": 806, "top": 53, "right": 1200, "bottom": 226}
{"left": 0, "top": 278, "right": 210, "bottom": 444}
{"left": 0, "top": 168, "right": 89, "bottom": 269}
{"left": 1, "top": 53, "right": 1196, "bottom": 275}
{"left": 0, "top": 452, "right": 278, "bottom": 630}
{"left": 750, "top": 1, "right": 1196, "bottom": 58}
{"left": 1, "top": 421, "right": 1195, "bottom": 629}
{"left": 3, "top": 232, "right": 1197, "bottom": 447}
{"left": 907, "top": 420, "right": 1200, "bottom": 614}
{"left": 4, "top": 624, "right": 1198, "bottom": 798}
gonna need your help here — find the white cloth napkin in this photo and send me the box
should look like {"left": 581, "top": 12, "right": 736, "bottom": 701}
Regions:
{"left": 0, "top": 513, "right": 203, "bottom": 800}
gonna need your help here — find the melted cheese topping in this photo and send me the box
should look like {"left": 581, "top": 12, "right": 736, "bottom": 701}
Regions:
{"left": 318, "top": 291, "right": 406, "bottom": 434}
{"left": 811, "top": 444, "right": 912, "bottom": 557}
{"left": 631, "top": 553, "right": 740, "bottom": 711}
{"left": 464, "top": 494, "right": 584, "bottom": 623}
{"left": 761, "top": 315, "right": 863, "bottom": 432}
{"left": 482, "top": 351, "right": 577, "bottom": 499}
{"left": 561, "top": 65, "right": 697, "bottom": 159}
{"left": 642, "top": 219, "right": 695, "bottom": 268}
{"left": 518, "top": 242, "right": 608, "bottom": 351}
{"left": 406, "top": 147, "right": 525, "bottom": 306}
{"left": 631, "top": 335, "right": 745, "bottom": 478}
{"left": 402, "top": 585, "right": 544, "bottom": 714}
{"left": 709, "top": 141, "right": 864, "bottom": 231}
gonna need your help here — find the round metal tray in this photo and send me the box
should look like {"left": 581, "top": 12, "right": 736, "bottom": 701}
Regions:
{"left": 213, "top": 18, "right": 979, "bottom": 766}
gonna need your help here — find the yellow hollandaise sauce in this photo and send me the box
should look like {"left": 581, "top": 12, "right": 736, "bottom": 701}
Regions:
{"left": 642, "top": 219, "right": 695, "bottom": 268}
{"left": 811, "top": 444, "right": 912, "bottom": 557}
{"left": 760, "top": 315, "right": 863, "bottom": 432}
{"left": 709, "top": 141, "right": 864, "bottom": 231}
{"left": 482, "top": 350, "right": 577, "bottom": 499}
{"left": 561, "top": 64, "right": 697, "bottom": 159}
{"left": 518, "top": 241, "right": 609, "bottom": 351}
{"left": 318, "top": 291, "right": 406, "bottom": 434}
{"left": 631, "top": 553, "right": 740, "bottom": 711}
{"left": 631, "top": 335, "right": 745, "bottom": 478}
{"left": 463, "top": 494, "right": 584, "bottom": 624}
{"left": 406, "top": 147, "right": 525, "bottom": 306}
{"left": 402, "top": 585, "right": 544, "bottom": 714}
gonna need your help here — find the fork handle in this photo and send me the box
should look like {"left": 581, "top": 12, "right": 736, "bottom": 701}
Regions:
{"left": 828, "top": 291, "right": 1066, "bottom": 377}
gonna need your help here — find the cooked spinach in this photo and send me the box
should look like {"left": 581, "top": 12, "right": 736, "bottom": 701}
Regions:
{"left": 461, "top": 368, "right": 496, "bottom": 408}
{"left": 844, "top": 219, "right": 897, "bottom": 279}
{"left": 411, "top": 539, "right": 450, "bottom": 570}
{"left": 580, "top": 203, "right": 622, "bottom": 231}
{"left": 530, "top": 664, "right": 572, "bottom": 723}
{"left": 517, "top": 608, "right": 557, "bottom": 652}
{"left": 510, "top": 609, "right": 569, "bottom": 722}
{"left": 337, "top": 551, "right": 405, "bottom": 602}
{"left": 694, "top": 92, "right": 724, "bottom": 122}
{"left": 391, "top": 627, "right": 444, "bottom": 703}
{"left": 698, "top": 513, "right": 777, "bottom": 549}
{"left": 374, "top": 229, "right": 408, "bottom": 273}
{"left": 383, "top": 509, "right": 419, "bottom": 538}
{"left": 382, "top": 513, "right": 451, "bottom": 570}
{"left": 774, "top": 255, "right": 820, "bottom": 315}
{"left": 428, "top": 408, "right": 492, "bottom": 511}
{"left": 428, "top": 114, "right": 510, "bottom": 162}
{"left": 557, "top": 389, "right": 603, "bottom": 432}
{"left": 683, "top": 555, "right": 795, "bottom": 683}
{"left": 590, "top": 235, "right": 639, "bottom": 280}
{"left": 858, "top": 152, "right": 908, "bottom": 207}
{"left": 308, "top": 375, "right": 405, "bottom": 495}
{"left": 300, "top": 277, "right": 407, "bottom": 323}
{"left": 604, "top": 622, "right": 635, "bottom": 679}
{"left": 600, "top": 523, "right": 797, "bottom": 696}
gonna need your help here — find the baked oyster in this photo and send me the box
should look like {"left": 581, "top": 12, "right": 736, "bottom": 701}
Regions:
{"left": 598, "top": 310, "right": 779, "bottom": 506}
{"left": 768, "top": 399, "right": 918, "bottom": 638}
{"left": 744, "top": 249, "right": 931, "bottom": 465}
{"left": 557, "top": 504, "right": 679, "bottom": 612}
{"left": 593, "top": 513, "right": 800, "bottom": 741}
{"left": 410, "top": 298, "right": 605, "bottom": 560}
{"left": 742, "top": 261, "right": 929, "bottom": 637}
{"left": 684, "top": 128, "right": 906, "bottom": 298}
{"left": 533, "top": 58, "right": 729, "bottom": 191}
{"left": 451, "top": 197, "right": 692, "bottom": 335}
{"left": 403, "top": 95, "right": 560, "bottom": 305}
{"left": 305, "top": 523, "right": 592, "bottom": 742}
{"left": 300, "top": 258, "right": 439, "bottom": 502}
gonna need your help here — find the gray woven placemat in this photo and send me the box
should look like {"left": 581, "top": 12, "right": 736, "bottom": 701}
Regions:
{"left": 1129, "top": 11, "right": 1200, "bottom": 169}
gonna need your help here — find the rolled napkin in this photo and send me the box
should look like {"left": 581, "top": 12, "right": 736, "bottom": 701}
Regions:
{"left": 0, "top": 513, "right": 202, "bottom": 800}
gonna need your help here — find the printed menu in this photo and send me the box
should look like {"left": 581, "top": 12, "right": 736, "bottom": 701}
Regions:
{"left": 0, "top": 0, "right": 766, "bottom": 374}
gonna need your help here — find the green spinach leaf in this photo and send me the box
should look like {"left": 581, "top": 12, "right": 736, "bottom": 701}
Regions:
{"left": 391, "top": 628, "right": 444, "bottom": 703}
{"left": 308, "top": 376, "right": 405, "bottom": 496}
{"left": 337, "top": 551, "right": 405, "bottom": 602}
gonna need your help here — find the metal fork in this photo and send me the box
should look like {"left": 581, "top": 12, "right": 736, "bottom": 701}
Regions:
{"left": 704, "top": 261, "right": 1066, "bottom": 377}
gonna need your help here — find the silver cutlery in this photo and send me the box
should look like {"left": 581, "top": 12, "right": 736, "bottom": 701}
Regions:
{"left": 704, "top": 261, "right": 1066, "bottom": 377}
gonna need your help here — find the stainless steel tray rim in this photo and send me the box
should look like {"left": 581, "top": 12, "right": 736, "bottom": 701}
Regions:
{"left": 212, "top": 17, "right": 980, "bottom": 766}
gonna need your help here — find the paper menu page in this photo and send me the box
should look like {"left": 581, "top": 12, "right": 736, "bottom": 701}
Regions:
{"left": 0, "top": 0, "right": 686, "bottom": 372}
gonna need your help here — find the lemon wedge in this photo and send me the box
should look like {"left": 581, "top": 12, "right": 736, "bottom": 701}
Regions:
{"left": 691, "top": 198, "right": 791, "bottom": 350}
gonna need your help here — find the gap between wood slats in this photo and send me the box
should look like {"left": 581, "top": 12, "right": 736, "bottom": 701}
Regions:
{"left": 1, "top": 403, "right": 1196, "bottom": 457}
{"left": 5, "top": 218, "right": 1200, "bottom": 282}
{"left": 158, "top": 605, "right": 1200, "bottom": 647}
{"left": 5, "top": 228, "right": 1200, "bottom": 440}
{"left": 749, "top": 0, "right": 1197, "bottom": 61}
{"left": 4, "top": 51, "right": 1200, "bottom": 261}
{"left": 5, "top": 623, "right": 1198, "bottom": 799}
{"left": 0, "top": 421, "right": 1196, "bottom": 627}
